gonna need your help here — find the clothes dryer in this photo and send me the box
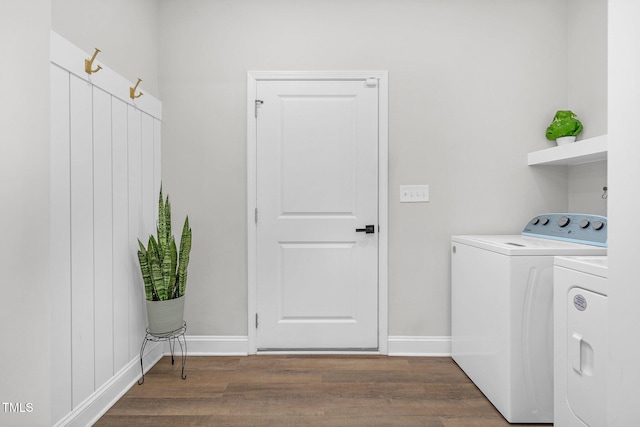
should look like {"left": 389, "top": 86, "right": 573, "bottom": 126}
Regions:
{"left": 451, "top": 214, "right": 607, "bottom": 423}
{"left": 554, "top": 256, "right": 608, "bottom": 427}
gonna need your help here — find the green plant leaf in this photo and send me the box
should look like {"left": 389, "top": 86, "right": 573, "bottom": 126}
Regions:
{"left": 137, "top": 239, "right": 154, "bottom": 301}
{"left": 147, "top": 235, "right": 159, "bottom": 261}
{"left": 178, "top": 216, "right": 192, "bottom": 297}
{"left": 161, "top": 235, "right": 177, "bottom": 301}
{"left": 157, "top": 185, "right": 166, "bottom": 256}
{"left": 170, "top": 236, "right": 178, "bottom": 298}
{"left": 165, "top": 196, "right": 172, "bottom": 245}
{"left": 147, "top": 235, "right": 163, "bottom": 301}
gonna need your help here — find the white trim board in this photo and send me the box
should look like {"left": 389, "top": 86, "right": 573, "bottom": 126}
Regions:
{"left": 246, "top": 71, "right": 389, "bottom": 354}
{"left": 164, "top": 335, "right": 250, "bottom": 356}
{"left": 162, "top": 335, "right": 449, "bottom": 357}
{"left": 165, "top": 335, "right": 449, "bottom": 357}
{"left": 387, "top": 336, "right": 452, "bottom": 357}
{"left": 50, "top": 31, "right": 161, "bottom": 120}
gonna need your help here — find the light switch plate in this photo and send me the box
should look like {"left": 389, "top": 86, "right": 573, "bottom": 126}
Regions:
{"left": 400, "top": 185, "right": 429, "bottom": 203}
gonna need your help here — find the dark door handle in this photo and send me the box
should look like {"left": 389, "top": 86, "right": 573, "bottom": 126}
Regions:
{"left": 356, "top": 225, "right": 375, "bottom": 234}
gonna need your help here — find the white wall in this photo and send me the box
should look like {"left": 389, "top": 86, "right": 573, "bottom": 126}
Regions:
{"left": 51, "top": 0, "right": 160, "bottom": 97}
{"left": 158, "top": 0, "right": 570, "bottom": 337}
{"left": 0, "top": 1, "right": 52, "bottom": 426}
{"left": 608, "top": 1, "right": 640, "bottom": 424}
{"left": 48, "top": 0, "right": 610, "bottom": 345}
{"left": 567, "top": 0, "right": 608, "bottom": 217}
{"left": 568, "top": 0, "right": 608, "bottom": 139}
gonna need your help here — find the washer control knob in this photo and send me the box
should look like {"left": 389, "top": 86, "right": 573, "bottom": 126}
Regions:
{"left": 540, "top": 218, "right": 550, "bottom": 225}
{"left": 557, "top": 216, "right": 570, "bottom": 227}
{"left": 532, "top": 218, "right": 540, "bottom": 225}
{"left": 592, "top": 221, "right": 605, "bottom": 231}
{"left": 579, "top": 219, "right": 590, "bottom": 229}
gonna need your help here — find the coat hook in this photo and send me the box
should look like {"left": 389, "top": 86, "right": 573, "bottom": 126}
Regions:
{"left": 85, "top": 48, "right": 102, "bottom": 74}
{"left": 130, "top": 78, "right": 143, "bottom": 100}
{"left": 602, "top": 186, "right": 608, "bottom": 199}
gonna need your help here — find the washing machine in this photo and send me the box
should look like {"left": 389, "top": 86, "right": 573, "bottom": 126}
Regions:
{"left": 451, "top": 213, "right": 607, "bottom": 424}
{"left": 554, "top": 255, "right": 608, "bottom": 427}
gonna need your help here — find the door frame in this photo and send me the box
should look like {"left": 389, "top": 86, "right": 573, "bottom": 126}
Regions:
{"left": 246, "top": 71, "right": 389, "bottom": 354}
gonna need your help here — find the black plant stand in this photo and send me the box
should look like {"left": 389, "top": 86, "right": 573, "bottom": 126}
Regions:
{"left": 138, "top": 321, "right": 187, "bottom": 385}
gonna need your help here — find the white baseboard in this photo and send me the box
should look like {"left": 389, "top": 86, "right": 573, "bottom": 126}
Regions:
{"left": 169, "top": 335, "right": 449, "bottom": 357}
{"left": 387, "top": 336, "right": 452, "bottom": 356}
{"left": 163, "top": 335, "right": 249, "bottom": 356}
{"left": 159, "top": 335, "right": 448, "bottom": 357}
{"left": 54, "top": 342, "right": 163, "bottom": 427}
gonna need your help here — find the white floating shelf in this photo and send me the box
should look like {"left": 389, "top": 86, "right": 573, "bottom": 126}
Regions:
{"left": 527, "top": 135, "right": 608, "bottom": 166}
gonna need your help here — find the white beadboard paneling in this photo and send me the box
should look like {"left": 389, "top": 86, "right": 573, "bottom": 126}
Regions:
{"left": 154, "top": 118, "right": 162, "bottom": 199}
{"left": 51, "top": 63, "right": 73, "bottom": 423}
{"left": 128, "top": 105, "right": 146, "bottom": 360}
{"left": 112, "top": 97, "right": 130, "bottom": 373}
{"left": 51, "top": 32, "right": 162, "bottom": 424}
{"left": 93, "top": 86, "right": 114, "bottom": 389}
{"left": 141, "top": 112, "right": 155, "bottom": 235}
{"left": 70, "top": 74, "right": 96, "bottom": 406}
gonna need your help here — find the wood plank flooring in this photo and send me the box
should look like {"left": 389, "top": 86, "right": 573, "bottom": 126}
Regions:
{"left": 95, "top": 355, "right": 552, "bottom": 426}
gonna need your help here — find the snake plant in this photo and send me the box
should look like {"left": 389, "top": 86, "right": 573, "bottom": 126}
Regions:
{"left": 137, "top": 186, "right": 192, "bottom": 301}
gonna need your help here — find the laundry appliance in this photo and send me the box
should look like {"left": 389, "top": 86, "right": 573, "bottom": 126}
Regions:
{"left": 451, "top": 214, "right": 607, "bottom": 423}
{"left": 554, "top": 255, "right": 608, "bottom": 427}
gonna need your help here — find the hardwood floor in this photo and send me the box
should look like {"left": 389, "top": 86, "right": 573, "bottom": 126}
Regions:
{"left": 96, "top": 355, "right": 552, "bottom": 426}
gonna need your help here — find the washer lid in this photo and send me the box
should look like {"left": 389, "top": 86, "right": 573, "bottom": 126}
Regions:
{"left": 451, "top": 235, "right": 608, "bottom": 256}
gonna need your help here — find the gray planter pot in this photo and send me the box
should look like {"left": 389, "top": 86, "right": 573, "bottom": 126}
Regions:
{"left": 146, "top": 296, "right": 185, "bottom": 335}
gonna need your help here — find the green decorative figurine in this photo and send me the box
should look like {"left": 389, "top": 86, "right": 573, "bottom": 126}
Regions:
{"left": 546, "top": 110, "right": 583, "bottom": 140}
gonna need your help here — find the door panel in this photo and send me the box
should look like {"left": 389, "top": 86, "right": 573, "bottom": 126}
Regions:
{"left": 280, "top": 95, "right": 357, "bottom": 214}
{"left": 256, "top": 79, "right": 378, "bottom": 350}
{"left": 280, "top": 242, "right": 356, "bottom": 319}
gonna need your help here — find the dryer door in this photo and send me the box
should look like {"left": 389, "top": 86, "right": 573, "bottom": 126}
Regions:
{"left": 567, "top": 287, "right": 607, "bottom": 427}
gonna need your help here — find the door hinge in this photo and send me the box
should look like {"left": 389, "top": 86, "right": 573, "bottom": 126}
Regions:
{"left": 255, "top": 313, "right": 258, "bottom": 328}
{"left": 365, "top": 78, "right": 378, "bottom": 88}
{"left": 254, "top": 99, "right": 264, "bottom": 118}
{"left": 255, "top": 207, "right": 258, "bottom": 224}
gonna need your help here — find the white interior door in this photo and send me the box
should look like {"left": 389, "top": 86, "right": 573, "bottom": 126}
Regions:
{"left": 255, "top": 78, "right": 380, "bottom": 350}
